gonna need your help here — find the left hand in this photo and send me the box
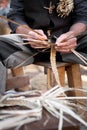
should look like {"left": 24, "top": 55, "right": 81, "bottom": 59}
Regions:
{"left": 55, "top": 31, "right": 77, "bottom": 53}
{"left": 26, "top": 29, "right": 49, "bottom": 48}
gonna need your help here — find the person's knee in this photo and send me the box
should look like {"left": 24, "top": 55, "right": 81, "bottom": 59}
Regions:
{"left": 3, "top": 51, "right": 34, "bottom": 68}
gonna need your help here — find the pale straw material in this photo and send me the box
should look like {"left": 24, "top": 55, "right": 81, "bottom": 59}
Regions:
{"left": 0, "top": 86, "right": 87, "bottom": 130}
{"left": 56, "top": 0, "right": 74, "bottom": 17}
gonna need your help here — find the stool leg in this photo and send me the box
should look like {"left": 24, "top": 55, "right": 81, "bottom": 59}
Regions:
{"left": 11, "top": 67, "right": 24, "bottom": 76}
{"left": 11, "top": 67, "right": 29, "bottom": 91}
{"left": 45, "top": 66, "right": 66, "bottom": 89}
{"left": 66, "top": 64, "right": 82, "bottom": 96}
{"left": 47, "top": 68, "right": 51, "bottom": 90}
{"left": 45, "top": 67, "right": 57, "bottom": 90}
{"left": 66, "top": 64, "right": 85, "bottom": 106}
{"left": 57, "top": 67, "right": 65, "bottom": 87}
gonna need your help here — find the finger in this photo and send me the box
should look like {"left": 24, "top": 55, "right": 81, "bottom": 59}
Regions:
{"left": 55, "top": 31, "right": 74, "bottom": 45}
{"left": 30, "top": 45, "right": 45, "bottom": 49}
{"left": 28, "top": 41, "right": 50, "bottom": 47}
{"left": 35, "top": 29, "right": 47, "bottom": 39}
{"left": 55, "top": 37, "right": 77, "bottom": 47}
{"left": 28, "top": 31, "right": 39, "bottom": 39}
{"left": 56, "top": 40, "right": 76, "bottom": 48}
{"left": 23, "top": 39, "right": 46, "bottom": 43}
{"left": 55, "top": 48, "right": 72, "bottom": 53}
{"left": 29, "top": 41, "right": 44, "bottom": 46}
{"left": 55, "top": 43, "right": 76, "bottom": 51}
{"left": 64, "top": 31, "right": 74, "bottom": 39}
{"left": 55, "top": 41, "right": 77, "bottom": 52}
{"left": 28, "top": 30, "right": 47, "bottom": 40}
{"left": 30, "top": 44, "right": 50, "bottom": 49}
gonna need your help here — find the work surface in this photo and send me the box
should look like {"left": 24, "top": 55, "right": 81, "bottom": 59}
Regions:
{"left": 0, "top": 106, "right": 81, "bottom": 130}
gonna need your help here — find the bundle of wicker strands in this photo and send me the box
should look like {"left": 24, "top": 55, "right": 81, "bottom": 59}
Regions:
{"left": 56, "top": 0, "right": 74, "bottom": 17}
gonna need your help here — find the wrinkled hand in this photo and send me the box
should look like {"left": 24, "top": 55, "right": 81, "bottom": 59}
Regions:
{"left": 55, "top": 31, "right": 77, "bottom": 53}
{"left": 27, "top": 29, "right": 49, "bottom": 48}
{"left": 16, "top": 25, "right": 49, "bottom": 48}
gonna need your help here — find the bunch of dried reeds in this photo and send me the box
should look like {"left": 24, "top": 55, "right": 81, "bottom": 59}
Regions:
{"left": 0, "top": 86, "right": 87, "bottom": 130}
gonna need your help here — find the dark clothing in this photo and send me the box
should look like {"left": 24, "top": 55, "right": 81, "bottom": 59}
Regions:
{"left": 7, "top": 0, "right": 87, "bottom": 66}
{"left": 4, "top": 0, "right": 87, "bottom": 65}
{"left": 0, "top": 37, "right": 22, "bottom": 61}
{"left": 8, "top": 0, "right": 87, "bottom": 37}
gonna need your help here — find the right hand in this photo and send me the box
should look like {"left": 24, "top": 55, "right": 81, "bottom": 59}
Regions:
{"left": 55, "top": 31, "right": 77, "bottom": 53}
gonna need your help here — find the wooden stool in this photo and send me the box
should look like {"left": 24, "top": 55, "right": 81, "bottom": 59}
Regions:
{"left": 35, "top": 62, "right": 83, "bottom": 97}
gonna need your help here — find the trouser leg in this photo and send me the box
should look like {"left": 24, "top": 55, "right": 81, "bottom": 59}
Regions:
{"left": 3, "top": 50, "right": 34, "bottom": 68}
{"left": 0, "top": 36, "right": 34, "bottom": 68}
{"left": 0, "top": 62, "right": 6, "bottom": 94}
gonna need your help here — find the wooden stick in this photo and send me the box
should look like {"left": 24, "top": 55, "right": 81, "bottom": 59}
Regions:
{"left": 0, "top": 15, "right": 43, "bottom": 37}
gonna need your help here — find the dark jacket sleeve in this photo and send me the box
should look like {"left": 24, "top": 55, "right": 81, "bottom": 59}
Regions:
{"left": 72, "top": 0, "right": 87, "bottom": 27}
{"left": 7, "top": 0, "right": 28, "bottom": 32}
